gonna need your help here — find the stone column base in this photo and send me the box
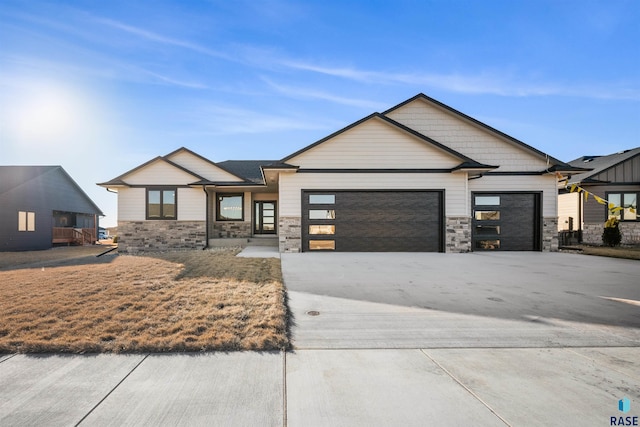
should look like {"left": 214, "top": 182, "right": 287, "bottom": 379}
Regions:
{"left": 279, "top": 216, "right": 301, "bottom": 253}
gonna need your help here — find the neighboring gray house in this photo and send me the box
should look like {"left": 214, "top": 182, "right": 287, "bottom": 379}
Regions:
{"left": 559, "top": 147, "right": 640, "bottom": 245}
{"left": 0, "top": 166, "right": 104, "bottom": 251}
{"left": 100, "top": 93, "right": 582, "bottom": 253}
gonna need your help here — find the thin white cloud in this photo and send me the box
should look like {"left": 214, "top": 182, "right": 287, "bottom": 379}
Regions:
{"left": 93, "top": 17, "right": 232, "bottom": 61}
{"left": 281, "top": 60, "right": 640, "bottom": 100}
{"left": 262, "top": 78, "right": 382, "bottom": 109}
{"left": 178, "top": 104, "right": 339, "bottom": 135}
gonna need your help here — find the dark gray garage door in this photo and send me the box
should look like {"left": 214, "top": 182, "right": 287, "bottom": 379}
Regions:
{"left": 472, "top": 192, "right": 541, "bottom": 251}
{"left": 302, "top": 190, "right": 443, "bottom": 252}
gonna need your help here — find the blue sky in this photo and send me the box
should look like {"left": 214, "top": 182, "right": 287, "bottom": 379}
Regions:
{"left": 1, "top": 0, "right": 638, "bottom": 227}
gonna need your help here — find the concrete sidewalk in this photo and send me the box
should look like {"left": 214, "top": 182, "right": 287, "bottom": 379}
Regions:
{"left": 1, "top": 348, "right": 638, "bottom": 426}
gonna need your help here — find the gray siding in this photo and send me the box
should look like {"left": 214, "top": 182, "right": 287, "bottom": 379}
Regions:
{"left": 0, "top": 167, "right": 102, "bottom": 251}
{"left": 583, "top": 184, "right": 640, "bottom": 223}
{"left": 591, "top": 154, "right": 640, "bottom": 183}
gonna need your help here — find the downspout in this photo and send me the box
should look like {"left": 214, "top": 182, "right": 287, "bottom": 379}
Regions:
{"left": 202, "top": 185, "right": 210, "bottom": 250}
{"left": 578, "top": 189, "right": 583, "bottom": 243}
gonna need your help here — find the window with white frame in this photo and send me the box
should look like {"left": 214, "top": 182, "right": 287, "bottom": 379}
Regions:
{"left": 18, "top": 211, "right": 36, "bottom": 231}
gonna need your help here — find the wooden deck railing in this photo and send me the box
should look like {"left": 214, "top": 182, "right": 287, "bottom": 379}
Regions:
{"left": 52, "top": 227, "right": 96, "bottom": 245}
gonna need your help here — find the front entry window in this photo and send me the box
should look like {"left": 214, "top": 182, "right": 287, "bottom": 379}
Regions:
{"left": 217, "top": 194, "right": 244, "bottom": 221}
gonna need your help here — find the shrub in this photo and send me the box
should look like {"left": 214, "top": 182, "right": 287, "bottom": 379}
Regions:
{"left": 112, "top": 235, "right": 119, "bottom": 244}
{"left": 602, "top": 218, "right": 622, "bottom": 247}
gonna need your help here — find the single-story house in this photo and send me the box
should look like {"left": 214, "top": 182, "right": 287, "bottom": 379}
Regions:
{"left": 0, "top": 166, "right": 104, "bottom": 251}
{"left": 558, "top": 147, "right": 640, "bottom": 245}
{"left": 99, "top": 93, "right": 583, "bottom": 253}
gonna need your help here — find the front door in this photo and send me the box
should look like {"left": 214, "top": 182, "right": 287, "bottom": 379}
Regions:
{"left": 254, "top": 201, "right": 276, "bottom": 234}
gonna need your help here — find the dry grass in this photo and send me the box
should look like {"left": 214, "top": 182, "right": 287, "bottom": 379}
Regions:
{"left": 0, "top": 245, "right": 115, "bottom": 269}
{"left": 574, "top": 245, "right": 640, "bottom": 261}
{"left": 0, "top": 248, "right": 288, "bottom": 353}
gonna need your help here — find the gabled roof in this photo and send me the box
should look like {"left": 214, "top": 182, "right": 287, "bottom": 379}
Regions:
{"left": 383, "top": 93, "right": 578, "bottom": 171}
{"left": 0, "top": 166, "right": 56, "bottom": 194}
{"left": 1, "top": 165, "right": 103, "bottom": 215}
{"left": 97, "top": 156, "right": 206, "bottom": 187}
{"left": 566, "top": 147, "right": 640, "bottom": 184}
{"left": 282, "top": 112, "right": 496, "bottom": 171}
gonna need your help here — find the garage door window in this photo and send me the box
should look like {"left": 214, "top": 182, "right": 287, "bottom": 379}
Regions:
{"left": 475, "top": 211, "right": 500, "bottom": 220}
{"left": 309, "top": 240, "right": 336, "bottom": 250}
{"left": 309, "top": 225, "right": 335, "bottom": 235}
{"left": 476, "top": 240, "right": 500, "bottom": 249}
{"left": 475, "top": 225, "right": 500, "bottom": 235}
{"left": 309, "top": 194, "right": 335, "bottom": 204}
{"left": 309, "top": 209, "right": 336, "bottom": 219}
{"left": 475, "top": 196, "right": 500, "bottom": 205}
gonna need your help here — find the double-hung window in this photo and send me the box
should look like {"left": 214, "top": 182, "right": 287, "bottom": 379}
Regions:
{"left": 147, "top": 188, "right": 177, "bottom": 220}
{"left": 607, "top": 192, "right": 638, "bottom": 221}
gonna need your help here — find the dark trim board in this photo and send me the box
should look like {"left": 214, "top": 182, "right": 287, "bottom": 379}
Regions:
{"left": 297, "top": 168, "right": 455, "bottom": 174}
{"left": 301, "top": 189, "right": 445, "bottom": 252}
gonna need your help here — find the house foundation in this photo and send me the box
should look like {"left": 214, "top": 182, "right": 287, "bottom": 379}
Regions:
{"left": 583, "top": 221, "right": 640, "bottom": 245}
{"left": 118, "top": 220, "right": 206, "bottom": 252}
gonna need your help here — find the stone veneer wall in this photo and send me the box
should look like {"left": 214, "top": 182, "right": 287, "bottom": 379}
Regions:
{"left": 445, "top": 217, "right": 471, "bottom": 253}
{"left": 212, "top": 221, "right": 251, "bottom": 238}
{"left": 275, "top": 215, "right": 559, "bottom": 253}
{"left": 118, "top": 220, "right": 206, "bottom": 252}
{"left": 279, "top": 216, "right": 301, "bottom": 253}
{"left": 543, "top": 217, "right": 559, "bottom": 252}
{"left": 583, "top": 222, "right": 640, "bottom": 245}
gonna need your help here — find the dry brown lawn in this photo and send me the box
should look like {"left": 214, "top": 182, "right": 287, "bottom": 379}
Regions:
{"left": 0, "top": 248, "right": 288, "bottom": 353}
{"left": 562, "top": 245, "right": 640, "bottom": 261}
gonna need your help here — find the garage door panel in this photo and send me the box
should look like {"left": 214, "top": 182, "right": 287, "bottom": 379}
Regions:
{"left": 338, "top": 237, "right": 439, "bottom": 252}
{"left": 303, "top": 190, "right": 442, "bottom": 252}
{"left": 473, "top": 193, "right": 540, "bottom": 251}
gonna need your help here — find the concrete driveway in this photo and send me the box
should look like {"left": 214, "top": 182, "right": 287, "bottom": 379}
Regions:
{"left": 282, "top": 251, "right": 640, "bottom": 425}
{"left": 282, "top": 251, "right": 640, "bottom": 348}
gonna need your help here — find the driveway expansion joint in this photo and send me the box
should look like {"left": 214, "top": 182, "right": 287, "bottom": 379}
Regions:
{"left": 0, "top": 354, "right": 17, "bottom": 364}
{"left": 74, "top": 354, "right": 150, "bottom": 426}
{"left": 420, "top": 349, "right": 512, "bottom": 427}
{"left": 282, "top": 350, "right": 288, "bottom": 427}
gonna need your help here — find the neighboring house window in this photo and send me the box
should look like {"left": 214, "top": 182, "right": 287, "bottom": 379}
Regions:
{"left": 18, "top": 211, "right": 36, "bottom": 231}
{"left": 147, "top": 188, "right": 177, "bottom": 220}
{"left": 217, "top": 194, "right": 244, "bottom": 221}
{"left": 607, "top": 192, "right": 638, "bottom": 221}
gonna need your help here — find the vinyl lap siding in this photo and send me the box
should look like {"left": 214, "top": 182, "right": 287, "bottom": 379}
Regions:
{"left": 118, "top": 188, "right": 204, "bottom": 221}
{"left": 118, "top": 188, "right": 146, "bottom": 221}
{"left": 290, "top": 119, "right": 461, "bottom": 169}
{"left": 125, "top": 160, "right": 199, "bottom": 185}
{"left": 386, "top": 101, "right": 548, "bottom": 172}
{"left": 177, "top": 188, "right": 205, "bottom": 220}
{"left": 279, "top": 172, "right": 466, "bottom": 216}
{"left": 558, "top": 192, "right": 580, "bottom": 231}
